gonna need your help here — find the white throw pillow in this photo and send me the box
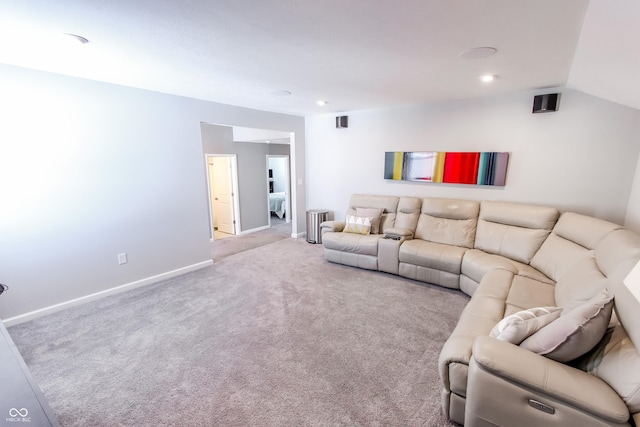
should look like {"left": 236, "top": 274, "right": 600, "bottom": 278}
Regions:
{"left": 343, "top": 215, "right": 373, "bottom": 235}
{"left": 490, "top": 307, "right": 562, "bottom": 344}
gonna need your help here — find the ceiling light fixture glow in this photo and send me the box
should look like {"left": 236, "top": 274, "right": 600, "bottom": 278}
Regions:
{"left": 316, "top": 100, "right": 328, "bottom": 106}
{"left": 480, "top": 74, "right": 496, "bottom": 83}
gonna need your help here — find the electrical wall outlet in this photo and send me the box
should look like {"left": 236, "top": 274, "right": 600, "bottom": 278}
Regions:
{"left": 117, "top": 253, "right": 128, "bottom": 265}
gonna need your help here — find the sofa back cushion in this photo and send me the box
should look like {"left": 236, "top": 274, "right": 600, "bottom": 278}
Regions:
{"left": 393, "top": 196, "right": 422, "bottom": 233}
{"left": 531, "top": 213, "right": 620, "bottom": 282}
{"left": 595, "top": 229, "right": 640, "bottom": 286}
{"left": 554, "top": 256, "right": 608, "bottom": 312}
{"left": 347, "top": 194, "right": 399, "bottom": 234}
{"left": 474, "top": 201, "right": 559, "bottom": 264}
{"left": 414, "top": 198, "right": 480, "bottom": 248}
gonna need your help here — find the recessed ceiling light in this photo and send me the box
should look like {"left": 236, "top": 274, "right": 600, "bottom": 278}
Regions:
{"left": 459, "top": 47, "right": 497, "bottom": 60}
{"left": 62, "top": 33, "right": 89, "bottom": 45}
{"left": 269, "top": 90, "right": 292, "bottom": 96}
{"left": 316, "top": 100, "right": 328, "bottom": 106}
{"left": 480, "top": 74, "right": 496, "bottom": 83}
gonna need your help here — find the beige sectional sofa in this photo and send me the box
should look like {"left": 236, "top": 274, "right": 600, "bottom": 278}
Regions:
{"left": 320, "top": 194, "right": 640, "bottom": 426}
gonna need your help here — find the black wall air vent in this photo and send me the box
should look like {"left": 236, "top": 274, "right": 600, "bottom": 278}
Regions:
{"left": 533, "top": 93, "right": 560, "bottom": 113}
{"left": 336, "top": 116, "right": 348, "bottom": 128}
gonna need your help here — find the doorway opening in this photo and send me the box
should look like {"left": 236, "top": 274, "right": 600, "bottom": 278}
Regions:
{"left": 206, "top": 154, "right": 240, "bottom": 241}
{"left": 266, "top": 155, "right": 291, "bottom": 227}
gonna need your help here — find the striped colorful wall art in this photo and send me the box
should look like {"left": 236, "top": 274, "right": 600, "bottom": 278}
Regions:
{"left": 384, "top": 151, "right": 509, "bottom": 186}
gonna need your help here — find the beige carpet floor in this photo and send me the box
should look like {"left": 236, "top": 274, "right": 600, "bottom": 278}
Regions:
{"left": 211, "top": 222, "right": 291, "bottom": 261}
{"left": 9, "top": 237, "right": 468, "bottom": 426}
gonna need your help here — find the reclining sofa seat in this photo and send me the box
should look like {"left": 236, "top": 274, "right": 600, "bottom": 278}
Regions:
{"left": 398, "top": 198, "right": 480, "bottom": 289}
{"left": 439, "top": 212, "right": 632, "bottom": 425}
{"left": 321, "top": 194, "right": 421, "bottom": 270}
{"left": 459, "top": 201, "right": 560, "bottom": 296}
{"left": 465, "top": 228, "right": 640, "bottom": 427}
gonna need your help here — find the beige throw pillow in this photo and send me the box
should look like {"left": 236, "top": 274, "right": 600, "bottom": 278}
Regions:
{"left": 520, "top": 288, "right": 614, "bottom": 362}
{"left": 490, "top": 307, "right": 562, "bottom": 344}
{"left": 356, "top": 208, "right": 384, "bottom": 234}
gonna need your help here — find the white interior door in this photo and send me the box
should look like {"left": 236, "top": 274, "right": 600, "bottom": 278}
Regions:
{"left": 209, "top": 156, "right": 235, "bottom": 234}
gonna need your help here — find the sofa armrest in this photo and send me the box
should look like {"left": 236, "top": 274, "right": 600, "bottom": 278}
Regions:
{"left": 467, "top": 336, "right": 629, "bottom": 425}
{"left": 384, "top": 227, "right": 414, "bottom": 240}
{"left": 320, "top": 220, "right": 344, "bottom": 233}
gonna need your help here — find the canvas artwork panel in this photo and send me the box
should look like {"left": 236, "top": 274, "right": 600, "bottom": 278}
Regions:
{"left": 384, "top": 151, "right": 509, "bottom": 186}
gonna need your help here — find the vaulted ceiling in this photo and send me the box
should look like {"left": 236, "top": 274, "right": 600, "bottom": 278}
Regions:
{"left": 0, "top": 0, "right": 637, "bottom": 116}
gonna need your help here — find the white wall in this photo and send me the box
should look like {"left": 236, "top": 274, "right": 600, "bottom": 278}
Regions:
{"left": 0, "top": 64, "right": 305, "bottom": 322}
{"left": 305, "top": 88, "right": 640, "bottom": 224}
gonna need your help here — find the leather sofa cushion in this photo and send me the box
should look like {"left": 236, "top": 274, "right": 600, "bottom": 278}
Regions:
{"left": 415, "top": 216, "right": 477, "bottom": 248}
{"left": 322, "top": 232, "right": 382, "bottom": 256}
{"left": 554, "top": 255, "right": 608, "bottom": 313}
{"left": 400, "top": 240, "right": 466, "bottom": 274}
{"left": 324, "top": 249, "right": 377, "bottom": 270}
{"left": 393, "top": 196, "right": 422, "bottom": 231}
{"left": 347, "top": 194, "right": 399, "bottom": 214}
{"left": 415, "top": 198, "right": 479, "bottom": 248}
{"left": 474, "top": 201, "right": 558, "bottom": 264}
{"left": 479, "top": 201, "right": 559, "bottom": 230}
{"left": 531, "top": 213, "right": 623, "bottom": 282}
{"left": 461, "top": 249, "right": 554, "bottom": 286}
{"left": 503, "top": 275, "right": 556, "bottom": 316}
{"left": 475, "top": 221, "right": 550, "bottom": 264}
{"left": 596, "top": 229, "right": 640, "bottom": 283}
{"left": 554, "top": 212, "right": 621, "bottom": 249}
{"left": 422, "top": 197, "right": 480, "bottom": 220}
{"left": 530, "top": 233, "right": 592, "bottom": 282}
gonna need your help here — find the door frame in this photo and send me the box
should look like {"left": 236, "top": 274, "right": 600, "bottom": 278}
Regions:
{"left": 206, "top": 154, "right": 241, "bottom": 240}
{"left": 266, "top": 155, "right": 291, "bottom": 226}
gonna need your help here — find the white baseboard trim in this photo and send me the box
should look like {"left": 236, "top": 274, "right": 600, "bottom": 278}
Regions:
{"left": 293, "top": 231, "right": 306, "bottom": 239}
{"left": 240, "top": 225, "right": 269, "bottom": 235}
{"left": 2, "top": 260, "right": 213, "bottom": 327}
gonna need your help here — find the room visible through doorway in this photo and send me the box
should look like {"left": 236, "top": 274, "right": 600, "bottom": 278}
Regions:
{"left": 267, "top": 155, "right": 291, "bottom": 228}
